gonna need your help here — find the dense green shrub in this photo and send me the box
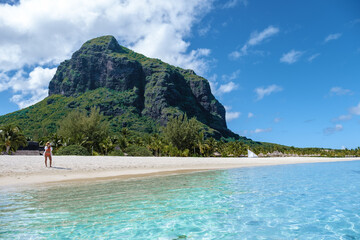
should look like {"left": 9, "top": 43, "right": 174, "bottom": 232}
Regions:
{"left": 125, "top": 145, "right": 153, "bottom": 156}
{"left": 57, "top": 107, "right": 109, "bottom": 153}
{"left": 108, "top": 149, "right": 124, "bottom": 156}
{"left": 56, "top": 145, "right": 90, "bottom": 156}
{"left": 163, "top": 114, "right": 202, "bottom": 151}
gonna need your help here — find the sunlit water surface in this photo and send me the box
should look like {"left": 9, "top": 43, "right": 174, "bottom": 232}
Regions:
{"left": 1, "top": 161, "right": 360, "bottom": 239}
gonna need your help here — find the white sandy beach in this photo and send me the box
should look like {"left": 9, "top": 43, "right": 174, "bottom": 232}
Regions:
{"left": 0, "top": 155, "right": 359, "bottom": 187}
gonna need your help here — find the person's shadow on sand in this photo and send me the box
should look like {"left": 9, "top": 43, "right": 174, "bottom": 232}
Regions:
{"left": 51, "top": 166, "right": 72, "bottom": 170}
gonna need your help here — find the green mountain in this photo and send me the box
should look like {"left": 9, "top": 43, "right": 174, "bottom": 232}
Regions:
{"left": 0, "top": 35, "right": 251, "bottom": 142}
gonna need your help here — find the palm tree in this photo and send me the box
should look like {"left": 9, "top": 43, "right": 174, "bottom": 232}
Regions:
{"left": 147, "top": 134, "right": 164, "bottom": 156}
{"left": 0, "top": 124, "right": 27, "bottom": 154}
{"left": 48, "top": 133, "right": 65, "bottom": 151}
{"left": 100, "top": 136, "right": 118, "bottom": 155}
{"left": 121, "top": 128, "right": 130, "bottom": 139}
{"left": 206, "top": 138, "right": 218, "bottom": 154}
{"left": 196, "top": 132, "right": 211, "bottom": 157}
{"left": 117, "top": 135, "right": 128, "bottom": 151}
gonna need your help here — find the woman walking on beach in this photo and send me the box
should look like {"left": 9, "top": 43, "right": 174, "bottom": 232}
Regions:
{"left": 44, "top": 142, "right": 52, "bottom": 167}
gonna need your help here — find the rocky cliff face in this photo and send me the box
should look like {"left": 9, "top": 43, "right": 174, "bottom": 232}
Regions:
{"left": 48, "top": 36, "right": 236, "bottom": 138}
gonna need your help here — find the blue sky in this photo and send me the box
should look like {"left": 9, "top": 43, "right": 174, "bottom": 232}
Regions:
{"left": 0, "top": 0, "right": 359, "bottom": 149}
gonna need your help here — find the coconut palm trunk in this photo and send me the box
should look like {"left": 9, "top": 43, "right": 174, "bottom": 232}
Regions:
{"left": 6, "top": 144, "right": 10, "bottom": 155}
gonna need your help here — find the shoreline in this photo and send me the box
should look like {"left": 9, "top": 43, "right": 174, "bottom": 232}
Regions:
{"left": 1, "top": 155, "right": 359, "bottom": 188}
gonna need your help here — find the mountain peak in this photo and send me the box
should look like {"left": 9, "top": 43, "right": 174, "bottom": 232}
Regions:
{"left": 46, "top": 36, "right": 238, "bottom": 139}
{"left": 80, "top": 35, "right": 125, "bottom": 53}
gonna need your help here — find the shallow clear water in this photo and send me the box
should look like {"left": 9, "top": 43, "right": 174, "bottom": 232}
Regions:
{"left": 1, "top": 161, "right": 360, "bottom": 239}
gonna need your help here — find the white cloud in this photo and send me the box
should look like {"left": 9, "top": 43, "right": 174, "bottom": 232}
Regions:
{"left": 332, "top": 114, "right": 352, "bottom": 122}
{"left": 209, "top": 70, "right": 240, "bottom": 95}
{"left": 221, "top": 69, "right": 241, "bottom": 81}
{"left": 330, "top": 87, "right": 353, "bottom": 96}
{"left": 274, "top": 117, "right": 281, "bottom": 123}
{"left": 229, "top": 25, "right": 279, "bottom": 59}
{"left": 0, "top": 0, "right": 213, "bottom": 108}
{"left": 224, "top": 105, "right": 240, "bottom": 121}
{"left": 349, "top": 102, "right": 360, "bottom": 115}
{"left": 0, "top": 0, "right": 212, "bottom": 72}
{"left": 254, "top": 84, "right": 283, "bottom": 100}
{"left": 324, "top": 33, "right": 342, "bottom": 43}
{"left": 223, "top": 0, "right": 248, "bottom": 8}
{"left": 198, "top": 24, "right": 211, "bottom": 36}
{"left": 208, "top": 74, "right": 218, "bottom": 92}
{"left": 253, "top": 128, "right": 272, "bottom": 134}
{"left": 217, "top": 82, "right": 238, "bottom": 94}
{"left": 0, "top": 44, "right": 22, "bottom": 70}
{"left": 224, "top": 106, "right": 231, "bottom": 111}
{"left": 6, "top": 67, "right": 57, "bottom": 108}
{"left": 226, "top": 111, "right": 241, "bottom": 121}
{"left": 229, "top": 50, "right": 242, "bottom": 59}
{"left": 308, "top": 53, "right": 320, "bottom": 62}
{"left": 336, "top": 124, "right": 344, "bottom": 131}
{"left": 248, "top": 112, "right": 254, "bottom": 118}
{"left": 280, "top": 50, "right": 303, "bottom": 64}
{"left": 247, "top": 26, "right": 279, "bottom": 46}
{"left": 324, "top": 124, "right": 343, "bottom": 135}
{"left": 331, "top": 102, "right": 360, "bottom": 124}
{"left": 349, "top": 19, "right": 360, "bottom": 26}
{"left": 0, "top": 71, "right": 11, "bottom": 92}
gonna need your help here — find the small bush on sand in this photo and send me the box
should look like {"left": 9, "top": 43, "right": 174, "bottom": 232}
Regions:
{"left": 125, "top": 145, "right": 152, "bottom": 156}
{"left": 56, "top": 145, "right": 90, "bottom": 156}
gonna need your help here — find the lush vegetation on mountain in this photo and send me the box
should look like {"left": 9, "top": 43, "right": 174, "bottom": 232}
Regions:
{"left": 0, "top": 88, "right": 159, "bottom": 139}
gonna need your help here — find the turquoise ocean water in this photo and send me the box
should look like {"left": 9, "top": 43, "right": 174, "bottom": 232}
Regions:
{"left": 1, "top": 160, "right": 360, "bottom": 239}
